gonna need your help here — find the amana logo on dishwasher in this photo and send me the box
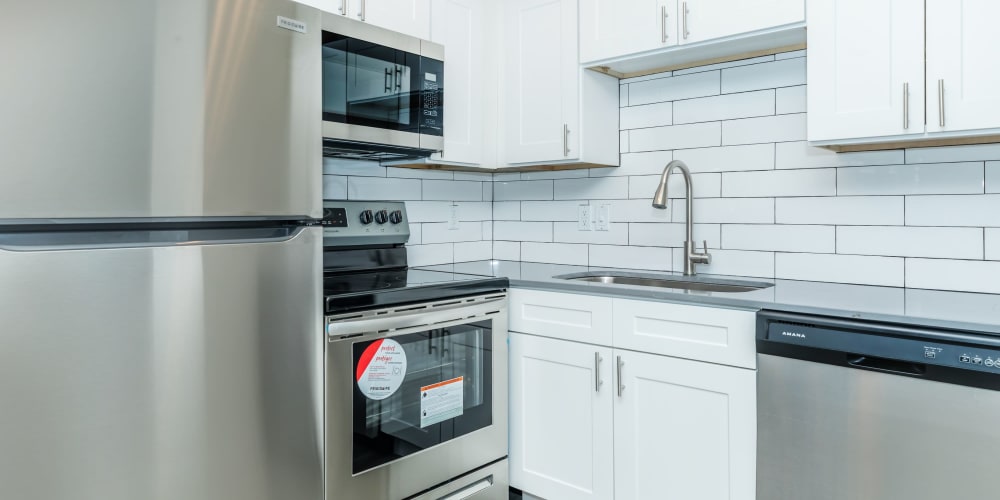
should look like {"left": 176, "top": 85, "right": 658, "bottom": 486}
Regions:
{"left": 781, "top": 331, "right": 807, "bottom": 339}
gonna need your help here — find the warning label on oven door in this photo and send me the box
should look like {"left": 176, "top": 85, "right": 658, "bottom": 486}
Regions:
{"left": 356, "top": 339, "right": 407, "bottom": 400}
{"left": 420, "top": 376, "right": 464, "bottom": 428}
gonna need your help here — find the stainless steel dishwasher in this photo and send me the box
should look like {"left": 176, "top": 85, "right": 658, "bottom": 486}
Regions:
{"left": 756, "top": 310, "right": 1000, "bottom": 500}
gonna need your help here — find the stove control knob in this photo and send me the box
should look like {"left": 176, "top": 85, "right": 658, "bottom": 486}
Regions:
{"left": 359, "top": 209, "right": 374, "bottom": 225}
{"left": 374, "top": 209, "right": 389, "bottom": 225}
{"left": 389, "top": 210, "right": 404, "bottom": 224}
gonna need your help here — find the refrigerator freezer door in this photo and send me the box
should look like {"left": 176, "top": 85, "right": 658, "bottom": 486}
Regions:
{"left": 0, "top": 227, "right": 324, "bottom": 500}
{"left": 0, "top": 0, "right": 321, "bottom": 219}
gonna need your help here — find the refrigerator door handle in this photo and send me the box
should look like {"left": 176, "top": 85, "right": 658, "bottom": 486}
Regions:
{"left": 0, "top": 226, "right": 306, "bottom": 251}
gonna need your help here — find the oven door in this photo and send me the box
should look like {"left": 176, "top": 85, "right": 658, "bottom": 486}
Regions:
{"left": 325, "top": 293, "right": 507, "bottom": 500}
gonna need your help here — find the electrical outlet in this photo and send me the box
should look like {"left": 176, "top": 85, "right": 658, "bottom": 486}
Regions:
{"left": 449, "top": 204, "right": 460, "bottom": 230}
{"left": 577, "top": 204, "right": 593, "bottom": 231}
{"left": 596, "top": 203, "right": 611, "bottom": 231}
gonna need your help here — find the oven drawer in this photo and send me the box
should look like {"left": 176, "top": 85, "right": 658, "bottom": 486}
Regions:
{"left": 509, "top": 289, "right": 612, "bottom": 345}
{"left": 612, "top": 299, "right": 756, "bottom": 368}
{"left": 409, "top": 459, "right": 508, "bottom": 500}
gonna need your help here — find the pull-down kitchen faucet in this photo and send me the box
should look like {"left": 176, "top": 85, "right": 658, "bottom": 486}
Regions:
{"left": 652, "top": 160, "right": 711, "bottom": 276}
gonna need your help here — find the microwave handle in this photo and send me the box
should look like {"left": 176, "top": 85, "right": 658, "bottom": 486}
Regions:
{"left": 327, "top": 296, "right": 504, "bottom": 339}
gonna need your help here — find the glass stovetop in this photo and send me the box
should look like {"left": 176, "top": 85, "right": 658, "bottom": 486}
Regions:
{"left": 323, "top": 267, "right": 507, "bottom": 314}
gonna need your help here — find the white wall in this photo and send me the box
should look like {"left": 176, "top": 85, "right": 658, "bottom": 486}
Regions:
{"left": 493, "top": 50, "right": 1000, "bottom": 293}
{"left": 322, "top": 159, "right": 494, "bottom": 267}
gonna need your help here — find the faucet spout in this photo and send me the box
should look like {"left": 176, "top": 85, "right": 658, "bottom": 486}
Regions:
{"left": 651, "top": 160, "right": 711, "bottom": 275}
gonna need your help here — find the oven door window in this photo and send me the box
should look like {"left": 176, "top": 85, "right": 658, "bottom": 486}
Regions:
{"left": 352, "top": 321, "right": 493, "bottom": 474}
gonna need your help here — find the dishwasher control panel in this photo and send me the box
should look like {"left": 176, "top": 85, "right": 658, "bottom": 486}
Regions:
{"left": 765, "top": 321, "right": 1000, "bottom": 375}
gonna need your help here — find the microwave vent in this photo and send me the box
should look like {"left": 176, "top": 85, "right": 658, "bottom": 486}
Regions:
{"left": 322, "top": 138, "right": 436, "bottom": 162}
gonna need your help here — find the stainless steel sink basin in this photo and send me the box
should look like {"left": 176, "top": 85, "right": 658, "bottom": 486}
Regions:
{"left": 556, "top": 273, "right": 774, "bottom": 293}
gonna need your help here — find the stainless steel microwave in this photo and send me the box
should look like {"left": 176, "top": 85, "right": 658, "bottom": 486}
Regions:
{"left": 320, "top": 12, "right": 444, "bottom": 161}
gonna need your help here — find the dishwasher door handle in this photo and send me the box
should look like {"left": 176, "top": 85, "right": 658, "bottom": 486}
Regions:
{"left": 847, "top": 355, "right": 927, "bottom": 377}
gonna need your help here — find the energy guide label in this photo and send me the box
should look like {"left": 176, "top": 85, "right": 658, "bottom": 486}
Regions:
{"left": 356, "top": 339, "right": 407, "bottom": 400}
{"left": 420, "top": 376, "right": 464, "bottom": 428}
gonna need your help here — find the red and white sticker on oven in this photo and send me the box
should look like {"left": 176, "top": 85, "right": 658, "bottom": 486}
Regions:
{"left": 356, "top": 339, "right": 407, "bottom": 400}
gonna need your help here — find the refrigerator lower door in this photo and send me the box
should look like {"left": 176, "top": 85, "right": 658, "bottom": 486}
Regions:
{"left": 0, "top": 226, "right": 323, "bottom": 500}
{"left": 0, "top": 0, "right": 321, "bottom": 219}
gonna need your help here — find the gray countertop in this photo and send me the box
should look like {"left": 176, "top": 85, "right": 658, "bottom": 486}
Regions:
{"left": 413, "top": 260, "right": 1000, "bottom": 335}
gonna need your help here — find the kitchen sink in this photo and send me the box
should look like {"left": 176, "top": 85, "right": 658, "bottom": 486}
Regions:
{"left": 555, "top": 272, "right": 774, "bottom": 293}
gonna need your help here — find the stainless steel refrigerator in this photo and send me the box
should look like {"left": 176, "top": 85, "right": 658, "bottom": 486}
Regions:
{"left": 0, "top": 1, "right": 325, "bottom": 499}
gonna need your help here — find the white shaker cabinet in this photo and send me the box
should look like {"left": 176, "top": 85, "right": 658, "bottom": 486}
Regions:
{"left": 502, "top": 0, "right": 619, "bottom": 168}
{"left": 613, "top": 350, "right": 756, "bottom": 500}
{"left": 348, "top": 0, "right": 431, "bottom": 39}
{"left": 807, "top": 0, "right": 925, "bottom": 142}
{"left": 580, "top": 0, "right": 677, "bottom": 64}
{"left": 925, "top": 0, "right": 1000, "bottom": 134}
{"left": 679, "top": 0, "right": 804, "bottom": 45}
{"left": 508, "top": 333, "right": 615, "bottom": 500}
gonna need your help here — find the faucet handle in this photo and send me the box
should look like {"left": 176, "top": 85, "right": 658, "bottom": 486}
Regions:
{"left": 697, "top": 240, "right": 712, "bottom": 264}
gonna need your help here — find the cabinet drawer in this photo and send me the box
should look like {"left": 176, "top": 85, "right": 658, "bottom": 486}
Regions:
{"left": 509, "top": 289, "right": 613, "bottom": 345}
{"left": 612, "top": 299, "right": 756, "bottom": 368}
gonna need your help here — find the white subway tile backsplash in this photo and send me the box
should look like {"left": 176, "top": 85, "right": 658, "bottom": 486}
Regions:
{"left": 493, "top": 180, "right": 553, "bottom": 201}
{"left": 522, "top": 242, "right": 589, "bottom": 266}
{"left": 777, "top": 196, "right": 903, "bottom": 225}
{"left": 672, "top": 55, "right": 775, "bottom": 76}
{"left": 494, "top": 221, "right": 552, "bottom": 242}
{"left": 628, "top": 71, "right": 720, "bottom": 106}
{"left": 423, "top": 180, "right": 483, "bottom": 201}
{"left": 722, "top": 169, "right": 836, "bottom": 197}
{"left": 629, "top": 223, "right": 721, "bottom": 248}
{"left": 607, "top": 151, "right": 674, "bottom": 176}
{"left": 905, "top": 143, "right": 1000, "bottom": 164}
{"left": 721, "top": 57, "right": 806, "bottom": 94}
{"left": 454, "top": 241, "right": 492, "bottom": 262}
{"left": 722, "top": 113, "right": 806, "bottom": 145}
{"left": 722, "top": 225, "right": 835, "bottom": 253}
{"left": 838, "top": 226, "right": 984, "bottom": 259}
{"left": 612, "top": 199, "right": 674, "bottom": 223}
{"left": 386, "top": 167, "right": 454, "bottom": 180}
{"left": 837, "top": 163, "right": 984, "bottom": 196}
{"left": 776, "top": 141, "right": 904, "bottom": 169}
{"left": 906, "top": 259, "right": 1000, "bottom": 294}
{"left": 629, "top": 122, "right": 722, "bottom": 152}
{"left": 628, "top": 173, "right": 721, "bottom": 199}
{"left": 555, "top": 177, "right": 630, "bottom": 200}
{"left": 775, "top": 86, "right": 806, "bottom": 114}
{"left": 482, "top": 221, "right": 492, "bottom": 240}
{"left": 407, "top": 243, "right": 454, "bottom": 267}
{"left": 521, "top": 201, "right": 585, "bottom": 221}
{"left": 619, "top": 84, "right": 628, "bottom": 107}
{"left": 777, "top": 253, "right": 904, "bottom": 287}
{"left": 987, "top": 162, "right": 1000, "bottom": 193}
{"left": 673, "top": 90, "right": 775, "bottom": 125}
{"left": 493, "top": 241, "right": 520, "bottom": 261}
{"left": 348, "top": 176, "right": 422, "bottom": 200}
{"left": 776, "top": 280, "right": 904, "bottom": 314}
{"left": 673, "top": 144, "right": 775, "bottom": 172}
{"left": 554, "top": 222, "right": 629, "bottom": 245}
{"left": 987, "top": 229, "right": 1000, "bottom": 260}
{"left": 408, "top": 224, "right": 422, "bottom": 245}
{"left": 620, "top": 131, "right": 630, "bottom": 153}
{"left": 422, "top": 222, "right": 483, "bottom": 243}
{"left": 674, "top": 249, "right": 775, "bottom": 278}
{"left": 621, "top": 102, "right": 673, "bottom": 130}
{"left": 671, "top": 198, "right": 776, "bottom": 224}
{"left": 492, "top": 201, "right": 521, "bottom": 220}
{"left": 905, "top": 195, "right": 1000, "bottom": 227}
{"left": 591, "top": 245, "right": 672, "bottom": 272}
{"left": 483, "top": 183, "right": 493, "bottom": 201}
{"left": 323, "top": 175, "right": 348, "bottom": 199}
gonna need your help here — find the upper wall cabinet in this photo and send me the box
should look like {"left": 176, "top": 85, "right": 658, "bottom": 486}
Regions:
{"left": 580, "top": 0, "right": 804, "bottom": 76}
{"left": 295, "top": 0, "right": 431, "bottom": 39}
{"left": 503, "top": 0, "right": 619, "bottom": 168}
{"left": 808, "top": 0, "right": 1000, "bottom": 150}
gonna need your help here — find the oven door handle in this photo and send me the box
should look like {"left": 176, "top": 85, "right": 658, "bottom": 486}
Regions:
{"left": 327, "top": 296, "right": 504, "bottom": 339}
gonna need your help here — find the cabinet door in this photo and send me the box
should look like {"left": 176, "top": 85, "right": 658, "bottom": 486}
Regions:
{"left": 503, "top": 0, "right": 579, "bottom": 164}
{"left": 355, "top": 0, "right": 431, "bottom": 39}
{"left": 807, "top": 0, "right": 924, "bottom": 142}
{"left": 580, "top": 0, "right": 676, "bottom": 64}
{"left": 680, "top": 0, "right": 803, "bottom": 44}
{"left": 614, "top": 350, "right": 756, "bottom": 500}
{"left": 429, "top": 0, "right": 486, "bottom": 165}
{"left": 294, "top": 0, "right": 349, "bottom": 15}
{"left": 926, "top": 0, "right": 1000, "bottom": 133}
{"left": 509, "top": 334, "right": 614, "bottom": 500}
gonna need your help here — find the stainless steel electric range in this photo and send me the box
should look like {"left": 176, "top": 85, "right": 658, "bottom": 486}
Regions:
{"left": 321, "top": 200, "right": 509, "bottom": 500}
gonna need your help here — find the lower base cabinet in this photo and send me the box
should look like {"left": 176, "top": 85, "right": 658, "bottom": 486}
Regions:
{"left": 510, "top": 333, "right": 756, "bottom": 500}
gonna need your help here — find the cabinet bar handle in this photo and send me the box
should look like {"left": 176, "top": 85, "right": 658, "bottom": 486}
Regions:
{"left": 903, "top": 82, "right": 909, "bottom": 130}
{"left": 616, "top": 356, "right": 625, "bottom": 397}
{"left": 594, "top": 352, "right": 603, "bottom": 392}
{"left": 339, "top": 0, "right": 347, "bottom": 14}
{"left": 938, "top": 79, "right": 945, "bottom": 127}
{"left": 563, "top": 124, "right": 570, "bottom": 157}
{"left": 358, "top": 0, "right": 366, "bottom": 20}
{"left": 682, "top": 2, "right": 689, "bottom": 39}
{"left": 661, "top": 6, "right": 668, "bottom": 43}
